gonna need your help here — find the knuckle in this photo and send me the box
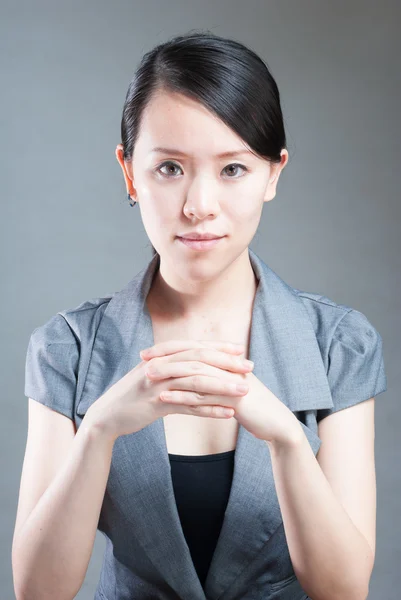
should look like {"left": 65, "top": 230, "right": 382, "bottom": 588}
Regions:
{"left": 198, "top": 348, "right": 209, "bottom": 361}
{"left": 192, "top": 374, "right": 201, "bottom": 387}
{"left": 191, "top": 361, "right": 203, "bottom": 372}
{"left": 147, "top": 357, "right": 158, "bottom": 369}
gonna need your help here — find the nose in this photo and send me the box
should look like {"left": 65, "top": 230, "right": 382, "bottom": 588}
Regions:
{"left": 182, "top": 179, "right": 222, "bottom": 220}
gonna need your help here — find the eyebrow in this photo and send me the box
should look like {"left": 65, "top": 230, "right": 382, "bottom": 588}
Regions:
{"left": 150, "top": 146, "right": 254, "bottom": 159}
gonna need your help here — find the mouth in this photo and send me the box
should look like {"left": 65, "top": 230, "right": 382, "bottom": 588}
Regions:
{"left": 176, "top": 236, "right": 226, "bottom": 250}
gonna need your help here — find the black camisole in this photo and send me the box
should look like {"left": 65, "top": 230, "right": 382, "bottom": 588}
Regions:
{"left": 168, "top": 449, "right": 235, "bottom": 589}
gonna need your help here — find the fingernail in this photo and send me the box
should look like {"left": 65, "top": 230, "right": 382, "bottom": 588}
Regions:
{"left": 244, "top": 360, "right": 254, "bottom": 368}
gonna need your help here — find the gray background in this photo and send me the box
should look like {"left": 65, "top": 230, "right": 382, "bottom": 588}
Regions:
{"left": 2, "top": 0, "right": 400, "bottom": 598}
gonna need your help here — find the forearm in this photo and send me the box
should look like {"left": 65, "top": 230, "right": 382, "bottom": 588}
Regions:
{"left": 266, "top": 426, "right": 373, "bottom": 600}
{"left": 12, "top": 413, "right": 116, "bottom": 600}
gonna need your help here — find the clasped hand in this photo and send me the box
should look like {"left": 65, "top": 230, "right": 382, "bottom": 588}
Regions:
{"left": 140, "top": 339, "right": 302, "bottom": 446}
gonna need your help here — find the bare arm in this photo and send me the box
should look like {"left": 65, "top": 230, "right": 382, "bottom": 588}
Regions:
{"left": 12, "top": 400, "right": 116, "bottom": 600}
{"left": 265, "top": 399, "right": 376, "bottom": 600}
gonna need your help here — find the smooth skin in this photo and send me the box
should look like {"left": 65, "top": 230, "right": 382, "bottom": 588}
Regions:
{"left": 12, "top": 341, "right": 255, "bottom": 599}
{"left": 13, "top": 89, "right": 289, "bottom": 597}
{"left": 115, "top": 88, "right": 288, "bottom": 322}
{"left": 13, "top": 88, "right": 376, "bottom": 598}
{"left": 86, "top": 340, "right": 257, "bottom": 441}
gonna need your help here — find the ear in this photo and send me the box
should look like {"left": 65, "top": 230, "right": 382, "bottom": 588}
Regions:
{"left": 263, "top": 149, "right": 289, "bottom": 202}
{"left": 115, "top": 144, "right": 137, "bottom": 199}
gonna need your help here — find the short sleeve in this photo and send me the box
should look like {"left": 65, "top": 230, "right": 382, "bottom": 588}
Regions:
{"left": 24, "top": 313, "right": 80, "bottom": 420}
{"left": 317, "top": 309, "right": 387, "bottom": 423}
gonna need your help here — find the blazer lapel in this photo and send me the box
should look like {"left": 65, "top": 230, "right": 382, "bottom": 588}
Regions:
{"left": 75, "top": 248, "right": 335, "bottom": 600}
{"left": 202, "top": 249, "right": 334, "bottom": 600}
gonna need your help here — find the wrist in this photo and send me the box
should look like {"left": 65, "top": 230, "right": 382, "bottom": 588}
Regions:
{"left": 83, "top": 403, "right": 119, "bottom": 445}
{"left": 265, "top": 416, "right": 305, "bottom": 452}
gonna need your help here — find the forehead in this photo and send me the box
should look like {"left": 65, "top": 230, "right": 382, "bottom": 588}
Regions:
{"left": 137, "top": 89, "right": 253, "bottom": 158}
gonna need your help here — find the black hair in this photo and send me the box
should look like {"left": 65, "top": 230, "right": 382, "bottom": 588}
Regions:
{"left": 120, "top": 29, "right": 287, "bottom": 257}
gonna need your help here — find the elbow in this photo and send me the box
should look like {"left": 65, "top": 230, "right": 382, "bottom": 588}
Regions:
{"left": 299, "top": 575, "right": 369, "bottom": 600}
{"left": 14, "top": 575, "right": 81, "bottom": 600}
{"left": 15, "top": 586, "right": 80, "bottom": 600}
{"left": 310, "top": 584, "right": 369, "bottom": 600}
{"left": 318, "top": 585, "right": 369, "bottom": 600}
{"left": 304, "top": 592, "right": 368, "bottom": 600}
{"left": 298, "top": 559, "right": 372, "bottom": 600}
{"left": 352, "top": 583, "right": 370, "bottom": 600}
{"left": 12, "top": 543, "right": 83, "bottom": 600}
{"left": 13, "top": 568, "right": 81, "bottom": 600}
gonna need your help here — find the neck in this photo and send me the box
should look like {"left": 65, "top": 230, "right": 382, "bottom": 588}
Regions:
{"left": 147, "top": 248, "right": 259, "bottom": 321}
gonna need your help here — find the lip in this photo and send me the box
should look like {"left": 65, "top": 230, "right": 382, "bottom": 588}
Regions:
{"left": 177, "top": 236, "right": 226, "bottom": 250}
{"left": 178, "top": 232, "right": 224, "bottom": 240}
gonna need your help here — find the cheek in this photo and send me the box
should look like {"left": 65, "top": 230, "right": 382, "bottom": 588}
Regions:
{"left": 139, "top": 197, "right": 178, "bottom": 240}
{"left": 143, "top": 208, "right": 173, "bottom": 235}
{"left": 142, "top": 175, "right": 181, "bottom": 208}
{"left": 227, "top": 179, "right": 267, "bottom": 218}
{"left": 227, "top": 199, "right": 262, "bottom": 223}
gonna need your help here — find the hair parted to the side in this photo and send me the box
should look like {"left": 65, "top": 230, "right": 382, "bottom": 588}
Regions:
{"left": 120, "top": 29, "right": 287, "bottom": 257}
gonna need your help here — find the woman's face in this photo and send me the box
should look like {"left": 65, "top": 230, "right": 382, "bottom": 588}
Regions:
{"left": 116, "top": 89, "right": 287, "bottom": 278}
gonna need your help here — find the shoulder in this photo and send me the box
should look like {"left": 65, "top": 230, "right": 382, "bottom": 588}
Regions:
{"left": 24, "top": 293, "right": 116, "bottom": 420}
{"left": 57, "top": 293, "right": 115, "bottom": 341}
{"left": 30, "top": 293, "right": 114, "bottom": 344}
{"left": 295, "top": 289, "right": 353, "bottom": 335}
{"left": 291, "top": 289, "right": 387, "bottom": 422}
{"left": 292, "top": 289, "right": 383, "bottom": 356}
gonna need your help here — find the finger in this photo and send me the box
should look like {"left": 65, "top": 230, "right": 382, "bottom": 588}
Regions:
{"left": 140, "top": 339, "right": 244, "bottom": 359}
{"left": 145, "top": 352, "right": 253, "bottom": 380}
{"left": 192, "top": 404, "right": 235, "bottom": 418}
{"left": 161, "top": 374, "right": 249, "bottom": 396}
{"left": 163, "top": 400, "right": 235, "bottom": 419}
{"left": 165, "top": 348, "right": 253, "bottom": 374}
{"left": 160, "top": 390, "right": 238, "bottom": 409}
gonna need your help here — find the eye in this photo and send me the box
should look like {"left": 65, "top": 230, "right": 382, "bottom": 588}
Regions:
{"left": 223, "top": 163, "right": 248, "bottom": 178}
{"left": 155, "top": 161, "right": 249, "bottom": 178}
{"left": 156, "top": 161, "right": 183, "bottom": 178}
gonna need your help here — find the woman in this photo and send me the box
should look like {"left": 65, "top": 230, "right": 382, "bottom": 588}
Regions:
{"left": 13, "top": 31, "right": 387, "bottom": 600}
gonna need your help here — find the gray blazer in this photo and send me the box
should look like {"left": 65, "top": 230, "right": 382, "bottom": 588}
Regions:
{"left": 24, "top": 248, "right": 387, "bottom": 600}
